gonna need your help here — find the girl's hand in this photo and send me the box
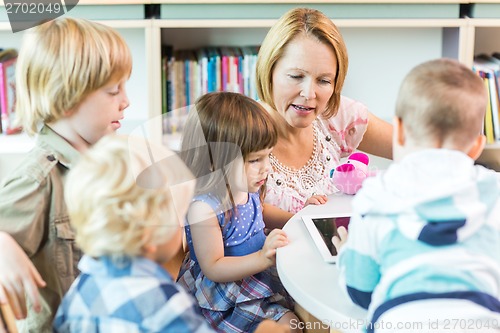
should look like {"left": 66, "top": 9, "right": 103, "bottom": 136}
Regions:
{"left": 261, "top": 229, "right": 289, "bottom": 265}
{"left": 0, "top": 232, "right": 46, "bottom": 319}
{"left": 332, "top": 226, "right": 348, "bottom": 252}
{"left": 304, "top": 194, "right": 328, "bottom": 207}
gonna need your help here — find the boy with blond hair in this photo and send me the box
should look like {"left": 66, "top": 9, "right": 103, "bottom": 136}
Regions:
{"left": 0, "top": 17, "right": 131, "bottom": 331}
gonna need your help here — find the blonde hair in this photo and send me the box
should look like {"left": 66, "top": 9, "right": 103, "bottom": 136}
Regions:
{"left": 396, "top": 58, "right": 487, "bottom": 148}
{"left": 256, "top": 7, "right": 348, "bottom": 119}
{"left": 16, "top": 17, "right": 132, "bottom": 135}
{"left": 65, "top": 135, "right": 194, "bottom": 258}
{"left": 180, "top": 92, "right": 277, "bottom": 211}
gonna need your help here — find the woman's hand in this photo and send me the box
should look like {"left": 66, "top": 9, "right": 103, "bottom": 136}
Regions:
{"left": 332, "top": 226, "right": 348, "bottom": 252}
{"left": 260, "top": 229, "right": 289, "bottom": 265}
{"left": 0, "top": 232, "right": 46, "bottom": 319}
{"left": 304, "top": 194, "right": 328, "bottom": 207}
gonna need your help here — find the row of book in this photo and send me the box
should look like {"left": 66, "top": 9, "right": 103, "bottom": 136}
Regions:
{"left": 0, "top": 48, "right": 20, "bottom": 135}
{"left": 473, "top": 53, "right": 500, "bottom": 144}
{"left": 162, "top": 46, "right": 260, "bottom": 134}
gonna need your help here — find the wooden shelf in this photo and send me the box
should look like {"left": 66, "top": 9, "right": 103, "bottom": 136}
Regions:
{"left": 154, "top": 18, "right": 466, "bottom": 28}
{"left": 153, "top": 0, "right": 468, "bottom": 4}
{"left": 0, "top": 0, "right": 472, "bottom": 3}
{"left": 0, "top": 133, "right": 34, "bottom": 154}
{"left": 0, "top": 0, "right": 151, "bottom": 5}
{"left": 478, "top": 142, "right": 500, "bottom": 171}
{"left": 159, "top": 2, "right": 462, "bottom": 20}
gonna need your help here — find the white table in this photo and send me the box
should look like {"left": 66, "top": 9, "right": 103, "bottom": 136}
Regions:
{"left": 276, "top": 193, "right": 367, "bottom": 333}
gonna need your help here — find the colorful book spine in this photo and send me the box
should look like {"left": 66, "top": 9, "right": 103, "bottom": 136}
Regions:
{"left": 0, "top": 56, "right": 21, "bottom": 135}
{"left": 487, "top": 69, "right": 500, "bottom": 141}
{"left": 480, "top": 70, "right": 495, "bottom": 144}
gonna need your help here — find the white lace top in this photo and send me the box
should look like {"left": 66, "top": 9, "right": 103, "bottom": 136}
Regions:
{"left": 265, "top": 96, "right": 369, "bottom": 214}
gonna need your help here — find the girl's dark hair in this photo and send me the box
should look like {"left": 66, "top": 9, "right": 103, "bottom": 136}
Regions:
{"left": 180, "top": 92, "right": 277, "bottom": 217}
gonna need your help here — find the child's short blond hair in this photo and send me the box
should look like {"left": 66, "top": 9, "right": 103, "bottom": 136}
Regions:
{"left": 15, "top": 17, "right": 132, "bottom": 135}
{"left": 396, "top": 58, "right": 487, "bottom": 148}
{"left": 65, "top": 135, "right": 194, "bottom": 258}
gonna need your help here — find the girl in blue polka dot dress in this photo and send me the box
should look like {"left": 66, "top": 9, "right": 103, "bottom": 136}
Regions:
{"left": 177, "top": 92, "right": 300, "bottom": 333}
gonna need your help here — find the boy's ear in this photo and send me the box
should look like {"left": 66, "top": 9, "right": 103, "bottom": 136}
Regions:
{"left": 64, "top": 106, "right": 76, "bottom": 116}
{"left": 142, "top": 243, "right": 157, "bottom": 255}
{"left": 393, "top": 116, "right": 405, "bottom": 146}
{"left": 467, "top": 134, "right": 486, "bottom": 160}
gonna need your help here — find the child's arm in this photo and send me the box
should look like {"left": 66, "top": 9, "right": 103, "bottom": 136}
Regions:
{"left": 0, "top": 232, "right": 46, "bottom": 319}
{"left": 188, "top": 201, "right": 289, "bottom": 283}
{"left": 262, "top": 203, "right": 293, "bottom": 229}
{"left": 336, "top": 216, "right": 381, "bottom": 309}
{"left": 0, "top": 164, "right": 52, "bottom": 257}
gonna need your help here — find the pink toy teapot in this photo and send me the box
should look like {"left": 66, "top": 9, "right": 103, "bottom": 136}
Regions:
{"left": 330, "top": 152, "right": 372, "bottom": 195}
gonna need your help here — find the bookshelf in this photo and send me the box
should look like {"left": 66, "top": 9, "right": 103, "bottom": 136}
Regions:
{"left": 469, "top": 3, "right": 500, "bottom": 169}
{"left": 0, "top": 1, "right": 500, "bottom": 170}
{"left": 155, "top": 1, "right": 467, "bottom": 151}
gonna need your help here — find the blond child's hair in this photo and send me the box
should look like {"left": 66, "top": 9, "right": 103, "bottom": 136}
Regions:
{"left": 15, "top": 17, "right": 132, "bottom": 135}
{"left": 64, "top": 135, "right": 194, "bottom": 258}
{"left": 256, "top": 7, "right": 348, "bottom": 119}
{"left": 396, "top": 58, "right": 487, "bottom": 148}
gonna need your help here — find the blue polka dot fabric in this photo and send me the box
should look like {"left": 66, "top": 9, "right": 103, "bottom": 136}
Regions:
{"left": 185, "top": 192, "right": 266, "bottom": 261}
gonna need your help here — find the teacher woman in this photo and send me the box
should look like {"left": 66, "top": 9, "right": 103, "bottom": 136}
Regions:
{"left": 256, "top": 8, "right": 393, "bottom": 228}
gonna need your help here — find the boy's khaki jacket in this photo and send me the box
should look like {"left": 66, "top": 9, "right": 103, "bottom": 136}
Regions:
{"left": 0, "top": 125, "right": 82, "bottom": 333}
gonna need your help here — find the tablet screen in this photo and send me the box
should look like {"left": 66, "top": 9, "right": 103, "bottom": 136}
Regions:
{"left": 311, "top": 217, "right": 350, "bottom": 256}
{"left": 302, "top": 214, "right": 351, "bottom": 263}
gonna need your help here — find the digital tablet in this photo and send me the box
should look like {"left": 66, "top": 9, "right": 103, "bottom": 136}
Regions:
{"left": 302, "top": 213, "right": 351, "bottom": 264}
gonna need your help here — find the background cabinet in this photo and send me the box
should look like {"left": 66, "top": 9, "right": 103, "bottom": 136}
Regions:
{"left": 1, "top": 0, "right": 499, "bottom": 179}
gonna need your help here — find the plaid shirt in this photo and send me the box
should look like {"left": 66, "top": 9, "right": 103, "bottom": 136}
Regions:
{"left": 53, "top": 255, "right": 215, "bottom": 333}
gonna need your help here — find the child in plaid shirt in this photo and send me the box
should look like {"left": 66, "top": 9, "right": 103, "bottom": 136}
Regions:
{"left": 53, "top": 135, "right": 213, "bottom": 332}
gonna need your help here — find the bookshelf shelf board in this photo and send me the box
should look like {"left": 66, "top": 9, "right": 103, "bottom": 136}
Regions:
{"left": 78, "top": 0, "right": 151, "bottom": 4}
{"left": 159, "top": 3, "right": 461, "bottom": 20}
{"left": 153, "top": 0, "right": 467, "bottom": 4}
{"left": 0, "top": 0, "right": 468, "bottom": 4}
{"left": 93, "top": 20, "right": 150, "bottom": 29}
{"left": 0, "top": 22, "right": 11, "bottom": 31}
{"left": 0, "top": 0, "right": 150, "bottom": 5}
{"left": 333, "top": 18, "right": 464, "bottom": 28}
{"left": 470, "top": 18, "right": 500, "bottom": 27}
{"left": 0, "top": 133, "right": 34, "bottom": 154}
{"left": 154, "top": 19, "right": 276, "bottom": 28}
{"left": 155, "top": 18, "right": 465, "bottom": 29}
{"left": 484, "top": 142, "right": 500, "bottom": 149}
{"left": 471, "top": 4, "right": 500, "bottom": 19}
